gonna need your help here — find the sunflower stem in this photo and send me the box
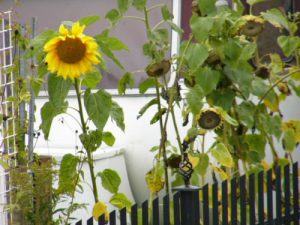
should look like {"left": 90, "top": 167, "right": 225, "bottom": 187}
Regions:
{"left": 74, "top": 78, "right": 99, "bottom": 203}
{"left": 154, "top": 78, "right": 169, "bottom": 194}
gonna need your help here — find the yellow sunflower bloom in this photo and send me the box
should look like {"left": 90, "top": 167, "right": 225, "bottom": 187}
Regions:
{"left": 44, "top": 22, "right": 101, "bottom": 80}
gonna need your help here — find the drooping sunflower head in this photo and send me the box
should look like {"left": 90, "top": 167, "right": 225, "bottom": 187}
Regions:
{"left": 197, "top": 108, "right": 223, "bottom": 130}
{"left": 44, "top": 22, "right": 101, "bottom": 80}
{"left": 255, "top": 66, "right": 270, "bottom": 79}
{"left": 146, "top": 59, "right": 171, "bottom": 77}
{"left": 239, "top": 15, "right": 265, "bottom": 37}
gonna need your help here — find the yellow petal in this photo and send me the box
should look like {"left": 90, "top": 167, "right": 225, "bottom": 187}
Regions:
{"left": 59, "top": 24, "right": 69, "bottom": 36}
{"left": 71, "top": 22, "right": 85, "bottom": 36}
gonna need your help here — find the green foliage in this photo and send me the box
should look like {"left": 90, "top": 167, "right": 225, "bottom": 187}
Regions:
{"left": 111, "top": 101, "right": 125, "bottom": 131}
{"left": 79, "top": 130, "right": 103, "bottom": 152}
{"left": 109, "top": 193, "right": 132, "bottom": 211}
{"left": 210, "top": 143, "right": 234, "bottom": 168}
{"left": 79, "top": 15, "right": 100, "bottom": 26}
{"left": 84, "top": 89, "right": 112, "bottom": 131}
{"left": 82, "top": 71, "right": 103, "bottom": 89}
{"left": 98, "top": 169, "right": 121, "bottom": 194}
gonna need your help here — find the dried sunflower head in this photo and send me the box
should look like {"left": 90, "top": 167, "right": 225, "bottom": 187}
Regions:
{"left": 197, "top": 108, "right": 223, "bottom": 130}
{"left": 167, "top": 154, "right": 182, "bottom": 169}
{"left": 146, "top": 59, "right": 171, "bottom": 77}
{"left": 277, "top": 82, "right": 291, "bottom": 95}
{"left": 255, "top": 66, "right": 270, "bottom": 79}
{"left": 239, "top": 15, "right": 265, "bottom": 37}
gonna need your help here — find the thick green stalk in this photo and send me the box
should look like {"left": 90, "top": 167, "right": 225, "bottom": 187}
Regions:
{"left": 74, "top": 79, "right": 99, "bottom": 203}
{"left": 154, "top": 78, "right": 169, "bottom": 194}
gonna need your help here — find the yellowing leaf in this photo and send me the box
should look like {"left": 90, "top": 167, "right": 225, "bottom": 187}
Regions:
{"left": 211, "top": 143, "right": 234, "bottom": 168}
{"left": 290, "top": 66, "right": 300, "bottom": 81}
{"left": 188, "top": 153, "right": 199, "bottom": 168}
{"left": 282, "top": 120, "right": 300, "bottom": 142}
{"left": 211, "top": 165, "right": 229, "bottom": 180}
{"left": 92, "top": 201, "right": 109, "bottom": 221}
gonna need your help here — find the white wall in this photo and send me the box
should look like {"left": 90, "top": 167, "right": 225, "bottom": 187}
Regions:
{"left": 34, "top": 89, "right": 300, "bottom": 205}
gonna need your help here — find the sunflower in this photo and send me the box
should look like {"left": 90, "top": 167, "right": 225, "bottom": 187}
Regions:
{"left": 44, "top": 22, "right": 101, "bottom": 80}
{"left": 197, "top": 108, "right": 223, "bottom": 130}
{"left": 146, "top": 59, "right": 171, "bottom": 77}
{"left": 239, "top": 15, "right": 265, "bottom": 37}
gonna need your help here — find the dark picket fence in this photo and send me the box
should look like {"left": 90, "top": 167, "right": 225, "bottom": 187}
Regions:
{"left": 75, "top": 162, "right": 300, "bottom": 225}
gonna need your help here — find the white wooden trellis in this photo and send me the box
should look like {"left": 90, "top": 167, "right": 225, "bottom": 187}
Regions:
{"left": 0, "top": 10, "right": 16, "bottom": 225}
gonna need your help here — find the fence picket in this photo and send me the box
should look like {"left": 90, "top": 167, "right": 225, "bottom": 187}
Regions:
{"left": 131, "top": 204, "right": 138, "bottom": 225}
{"left": 142, "top": 200, "right": 149, "bottom": 225}
{"left": 87, "top": 217, "right": 93, "bottom": 225}
{"left": 240, "top": 175, "right": 247, "bottom": 225}
{"left": 74, "top": 165, "right": 300, "bottom": 225}
{"left": 275, "top": 166, "right": 282, "bottom": 224}
{"left": 266, "top": 169, "right": 273, "bottom": 224}
{"left": 163, "top": 194, "right": 170, "bottom": 225}
{"left": 152, "top": 197, "right": 159, "bottom": 225}
{"left": 249, "top": 173, "right": 256, "bottom": 225}
{"left": 98, "top": 214, "right": 105, "bottom": 225}
{"left": 173, "top": 192, "right": 180, "bottom": 225}
{"left": 284, "top": 164, "right": 291, "bottom": 225}
{"left": 212, "top": 182, "right": 219, "bottom": 225}
{"left": 120, "top": 208, "right": 127, "bottom": 225}
{"left": 203, "top": 184, "right": 209, "bottom": 225}
{"left": 293, "top": 162, "right": 299, "bottom": 225}
{"left": 231, "top": 177, "right": 237, "bottom": 225}
{"left": 109, "top": 210, "right": 116, "bottom": 225}
{"left": 222, "top": 180, "right": 228, "bottom": 225}
{"left": 258, "top": 171, "right": 264, "bottom": 225}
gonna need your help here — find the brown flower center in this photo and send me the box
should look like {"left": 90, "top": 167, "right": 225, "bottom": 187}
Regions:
{"left": 57, "top": 37, "right": 86, "bottom": 64}
{"left": 198, "top": 110, "right": 221, "bottom": 130}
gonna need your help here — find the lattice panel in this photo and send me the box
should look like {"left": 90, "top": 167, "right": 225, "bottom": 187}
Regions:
{"left": 0, "top": 11, "right": 15, "bottom": 225}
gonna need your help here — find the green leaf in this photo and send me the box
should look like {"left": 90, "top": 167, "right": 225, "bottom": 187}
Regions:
{"left": 79, "top": 15, "right": 100, "bottom": 27}
{"left": 198, "top": 0, "right": 216, "bottom": 16}
{"left": 219, "top": 108, "right": 238, "bottom": 126}
{"left": 24, "top": 30, "right": 57, "bottom": 59}
{"left": 118, "top": 0, "right": 129, "bottom": 14}
{"left": 166, "top": 20, "right": 183, "bottom": 34}
{"left": 137, "top": 98, "right": 158, "bottom": 119}
{"left": 118, "top": 72, "right": 134, "bottom": 95}
{"left": 32, "top": 62, "right": 48, "bottom": 96}
{"left": 277, "top": 36, "right": 300, "bottom": 57}
{"left": 207, "top": 89, "right": 235, "bottom": 112}
{"left": 40, "top": 101, "right": 68, "bottom": 140}
{"left": 109, "top": 193, "right": 132, "bottom": 210}
{"left": 224, "top": 66, "right": 252, "bottom": 98}
{"left": 245, "top": 134, "right": 266, "bottom": 162}
{"left": 190, "top": 16, "right": 214, "bottom": 42}
{"left": 48, "top": 73, "right": 72, "bottom": 107}
{"left": 224, "top": 39, "right": 242, "bottom": 61}
{"left": 105, "top": 9, "right": 122, "bottom": 25}
{"left": 186, "top": 43, "right": 209, "bottom": 70}
{"left": 98, "top": 41, "right": 125, "bottom": 70}
{"left": 258, "top": 112, "right": 282, "bottom": 140}
{"left": 211, "top": 143, "right": 234, "bottom": 168}
{"left": 236, "top": 102, "right": 255, "bottom": 128}
{"left": 195, "top": 67, "right": 221, "bottom": 95}
{"left": 98, "top": 169, "right": 121, "bottom": 194}
{"left": 100, "top": 36, "right": 129, "bottom": 51}
{"left": 111, "top": 101, "right": 125, "bottom": 131}
{"left": 251, "top": 77, "right": 269, "bottom": 97}
{"left": 84, "top": 89, "right": 112, "bottom": 131}
{"left": 79, "top": 130, "right": 102, "bottom": 152}
{"left": 59, "top": 154, "right": 80, "bottom": 194}
{"left": 102, "top": 132, "right": 115, "bottom": 146}
{"left": 150, "top": 108, "right": 167, "bottom": 124}
{"left": 186, "top": 85, "right": 204, "bottom": 115}
{"left": 246, "top": 0, "right": 266, "bottom": 6}
{"left": 282, "top": 129, "right": 297, "bottom": 152}
{"left": 148, "top": 29, "right": 169, "bottom": 44}
{"left": 81, "top": 71, "right": 102, "bottom": 89}
{"left": 161, "top": 5, "right": 173, "bottom": 20}
{"left": 261, "top": 9, "right": 289, "bottom": 30}
{"left": 132, "top": 0, "right": 147, "bottom": 11}
{"left": 194, "top": 153, "right": 209, "bottom": 176}
{"left": 139, "top": 78, "right": 156, "bottom": 94}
